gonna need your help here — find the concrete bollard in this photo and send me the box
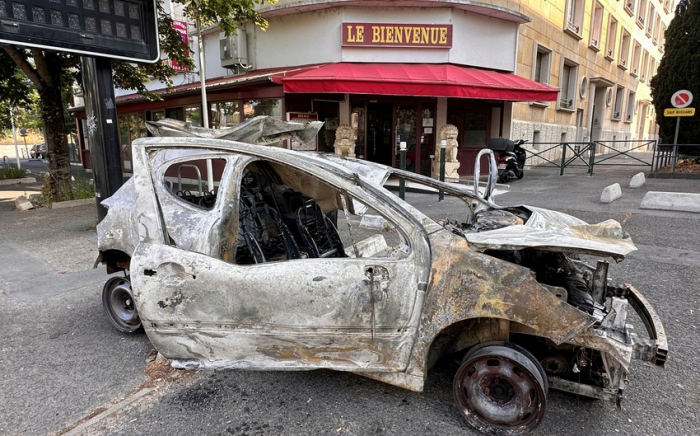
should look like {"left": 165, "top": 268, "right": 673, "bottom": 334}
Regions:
{"left": 600, "top": 183, "right": 622, "bottom": 203}
{"left": 629, "top": 172, "right": 646, "bottom": 188}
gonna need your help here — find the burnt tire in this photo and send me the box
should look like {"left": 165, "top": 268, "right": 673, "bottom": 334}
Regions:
{"left": 102, "top": 276, "right": 142, "bottom": 333}
{"left": 453, "top": 342, "right": 547, "bottom": 435}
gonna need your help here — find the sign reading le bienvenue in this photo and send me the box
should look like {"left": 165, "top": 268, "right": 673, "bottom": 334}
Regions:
{"left": 342, "top": 23, "right": 453, "bottom": 48}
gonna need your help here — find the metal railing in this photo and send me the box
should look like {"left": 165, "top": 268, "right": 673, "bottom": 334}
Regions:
{"left": 653, "top": 144, "right": 700, "bottom": 173}
{"left": 524, "top": 140, "right": 656, "bottom": 175}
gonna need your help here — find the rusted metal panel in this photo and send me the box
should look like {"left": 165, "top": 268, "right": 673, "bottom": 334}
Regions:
{"left": 131, "top": 241, "right": 420, "bottom": 371}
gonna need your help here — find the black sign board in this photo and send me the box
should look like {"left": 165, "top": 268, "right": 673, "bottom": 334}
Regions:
{"left": 0, "top": 0, "right": 159, "bottom": 62}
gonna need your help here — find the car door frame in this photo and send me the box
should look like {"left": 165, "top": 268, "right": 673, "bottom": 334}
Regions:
{"left": 129, "top": 138, "right": 432, "bottom": 373}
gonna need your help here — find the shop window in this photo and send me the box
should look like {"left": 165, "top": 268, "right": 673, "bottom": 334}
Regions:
{"left": 184, "top": 106, "right": 202, "bottom": 127}
{"left": 210, "top": 99, "right": 283, "bottom": 129}
{"left": 625, "top": 91, "right": 636, "bottom": 123}
{"left": 589, "top": 2, "right": 604, "bottom": 50}
{"left": 118, "top": 113, "right": 147, "bottom": 172}
{"left": 618, "top": 29, "right": 631, "bottom": 69}
{"left": 446, "top": 102, "right": 489, "bottom": 148}
{"left": 637, "top": 0, "right": 647, "bottom": 29}
{"left": 605, "top": 16, "right": 618, "bottom": 60}
{"left": 641, "top": 50, "right": 649, "bottom": 82}
{"left": 532, "top": 44, "right": 552, "bottom": 107}
{"left": 150, "top": 110, "right": 166, "bottom": 122}
{"left": 624, "top": 0, "right": 636, "bottom": 17}
{"left": 630, "top": 41, "right": 642, "bottom": 77}
{"left": 558, "top": 59, "right": 578, "bottom": 111}
{"left": 646, "top": 4, "right": 655, "bottom": 36}
{"left": 612, "top": 86, "right": 625, "bottom": 121}
{"left": 564, "top": 0, "right": 584, "bottom": 37}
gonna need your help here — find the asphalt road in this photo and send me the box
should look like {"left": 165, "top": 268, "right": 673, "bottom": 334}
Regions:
{"left": 0, "top": 160, "right": 698, "bottom": 436}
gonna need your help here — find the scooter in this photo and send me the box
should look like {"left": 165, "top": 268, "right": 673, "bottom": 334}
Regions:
{"left": 487, "top": 138, "right": 528, "bottom": 183}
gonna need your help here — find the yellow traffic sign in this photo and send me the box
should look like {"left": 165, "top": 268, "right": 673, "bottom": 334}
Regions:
{"left": 664, "top": 108, "right": 696, "bottom": 117}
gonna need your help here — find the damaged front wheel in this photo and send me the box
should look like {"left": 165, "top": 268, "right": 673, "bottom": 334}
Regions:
{"left": 102, "top": 276, "right": 141, "bottom": 333}
{"left": 453, "top": 343, "right": 547, "bottom": 436}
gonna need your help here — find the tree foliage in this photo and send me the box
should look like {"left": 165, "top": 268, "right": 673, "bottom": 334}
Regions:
{"left": 650, "top": 0, "right": 700, "bottom": 145}
{"left": 0, "top": 50, "right": 36, "bottom": 130}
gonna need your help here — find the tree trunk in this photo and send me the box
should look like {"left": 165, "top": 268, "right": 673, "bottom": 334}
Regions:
{"left": 37, "top": 53, "right": 72, "bottom": 200}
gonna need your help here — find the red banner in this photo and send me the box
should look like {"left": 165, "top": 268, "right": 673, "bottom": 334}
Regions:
{"left": 172, "top": 20, "right": 190, "bottom": 72}
{"left": 341, "top": 23, "right": 452, "bottom": 48}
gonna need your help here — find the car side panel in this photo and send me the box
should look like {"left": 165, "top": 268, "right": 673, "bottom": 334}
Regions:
{"left": 131, "top": 242, "right": 421, "bottom": 371}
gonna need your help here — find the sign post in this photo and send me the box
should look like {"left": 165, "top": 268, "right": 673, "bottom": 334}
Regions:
{"left": 665, "top": 90, "right": 695, "bottom": 172}
{"left": 0, "top": 0, "right": 159, "bottom": 220}
{"left": 81, "top": 57, "right": 123, "bottom": 221}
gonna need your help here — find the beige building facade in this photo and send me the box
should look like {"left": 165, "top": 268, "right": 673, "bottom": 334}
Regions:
{"left": 511, "top": 0, "right": 673, "bottom": 158}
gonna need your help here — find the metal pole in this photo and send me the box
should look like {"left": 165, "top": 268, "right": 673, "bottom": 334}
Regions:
{"left": 588, "top": 141, "right": 596, "bottom": 176}
{"left": 671, "top": 118, "right": 680, "bottom": 173}
{"left": 195, "top": 14, "right": 215, "bottom": 193}
{"left": 399, "top": 141, "right": 406, "bottom": 200}
{"left": 559, "top": 142, "right": 567, "bottom": 176}
{"left": 439, "top": 139, "right": 446, "bottom": 201}
{"left": 81, "top": 56, "right": 123, "bottom": 221}
{"left": 9, "top": 108, "right": 20, "bottom": 169}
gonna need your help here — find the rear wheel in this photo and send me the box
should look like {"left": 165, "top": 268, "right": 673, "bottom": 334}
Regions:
{"left": 453, "top": 342, "right": 547, "bottom": 436}
{"left": 102, "top": 276, "right": 141, "bottom": 333}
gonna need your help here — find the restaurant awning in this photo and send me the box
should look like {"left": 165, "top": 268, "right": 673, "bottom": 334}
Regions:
{"left": 272, "top": 63, "right": 559, "bottom": 102}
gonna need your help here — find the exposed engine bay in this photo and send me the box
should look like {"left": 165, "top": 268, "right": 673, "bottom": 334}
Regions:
{"left": 437, "top": 207, "right": 667, "bottom": 403}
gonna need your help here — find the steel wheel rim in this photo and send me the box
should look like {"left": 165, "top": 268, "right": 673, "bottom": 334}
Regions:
{"left": 453, "top": 345, "right": 547, "bottom": 435}
{"left": 103, "top": 277, "right": 141, "bottom": 331}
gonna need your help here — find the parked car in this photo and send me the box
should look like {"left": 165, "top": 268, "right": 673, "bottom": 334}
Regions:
{"left": 30, "top": 143, "right": 47, "bottom": 159}
{"left": 96, "top": 124, "right": 666, "bottom": 436}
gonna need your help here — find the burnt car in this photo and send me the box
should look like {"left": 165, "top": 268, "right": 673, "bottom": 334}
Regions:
{"left": 96, "top": 127, "right": 666, "bottom": 436}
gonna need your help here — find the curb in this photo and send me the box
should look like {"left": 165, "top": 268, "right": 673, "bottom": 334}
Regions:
{"left": 50, "top": 198, "right": 96, "bottom": 209}
{"left": 648, "top": 173, "right": 700, "bottom": 179}
{"left": 0, "top": 177, "right": 37, "bottom": 186}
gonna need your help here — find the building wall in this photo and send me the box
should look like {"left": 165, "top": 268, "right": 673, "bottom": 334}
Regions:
{"left": 511, "top": 0, "right": 672, "bottom": 158}
{"left": 248, "top": 6, "right": 518, "bottom": 71}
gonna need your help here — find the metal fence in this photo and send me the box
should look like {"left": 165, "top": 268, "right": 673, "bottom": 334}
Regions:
{"left": 525, "top": 140, "right": 656, "bottom": 175}
{"left": 652, "top": 144, "right": 700, "bottom": 173}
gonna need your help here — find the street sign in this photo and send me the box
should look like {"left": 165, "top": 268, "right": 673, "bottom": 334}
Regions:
{"left": 0, "top": 0, "right": 159, "bottom": 63}
{"left": 671, "top": 90, "right": 694, "bottom": 108}
{"left": 664, "top": 108, "right": 696, "bottom": 117}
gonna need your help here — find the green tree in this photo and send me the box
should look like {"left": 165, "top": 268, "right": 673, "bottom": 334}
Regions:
{"left": 650, "top": 0, "right": 700, "bottom": 148}
{"left": 0, "top": 50, "right": 35, "bottom": 133}
{"left": 1, "top": 0, "right": 272, "bottom": 199}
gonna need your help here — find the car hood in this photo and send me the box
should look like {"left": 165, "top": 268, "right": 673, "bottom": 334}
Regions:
{"left": 464, "top": 206, "right": 637, "bottom": 260}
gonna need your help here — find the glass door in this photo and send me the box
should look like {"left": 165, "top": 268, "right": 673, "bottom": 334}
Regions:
{"left": 395, "top": 103, "right": 435, "bottom": 175}
{"left": 395, "top": 105, "right": 417, "bottom": 172}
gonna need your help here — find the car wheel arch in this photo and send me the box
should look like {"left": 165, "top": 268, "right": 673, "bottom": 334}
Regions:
{"left": 99, "top": 249, "right": 132, "bottom": 274}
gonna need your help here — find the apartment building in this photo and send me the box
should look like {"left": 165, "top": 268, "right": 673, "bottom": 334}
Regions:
{"left": 512, "top": 0, "right": 673, "bottom": 154}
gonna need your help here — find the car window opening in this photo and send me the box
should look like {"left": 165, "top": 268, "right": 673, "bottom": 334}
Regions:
{"left": 234, "top": 161, "right": 408, "bottom": 265}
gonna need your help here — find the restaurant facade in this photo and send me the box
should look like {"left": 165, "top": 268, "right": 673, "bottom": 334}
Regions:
{"left": 77, "top": 0, "right": 560, "bottom": 176}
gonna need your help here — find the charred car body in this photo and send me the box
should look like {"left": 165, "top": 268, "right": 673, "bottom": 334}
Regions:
{"left": 96, "top": 122, "right": 666, "bottom": 436}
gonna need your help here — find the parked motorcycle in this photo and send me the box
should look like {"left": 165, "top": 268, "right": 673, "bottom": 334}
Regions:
{"left": 488, "top": 138, "right": 528, "bottom": 183}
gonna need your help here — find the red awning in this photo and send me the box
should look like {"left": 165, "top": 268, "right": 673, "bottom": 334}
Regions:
{"left": 273, "top": 63, "right": 559, "bottom": 102}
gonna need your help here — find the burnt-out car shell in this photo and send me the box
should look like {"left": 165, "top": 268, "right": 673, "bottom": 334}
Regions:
{"left": 97, "top": 136, "right": 667, "bottom": 436}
